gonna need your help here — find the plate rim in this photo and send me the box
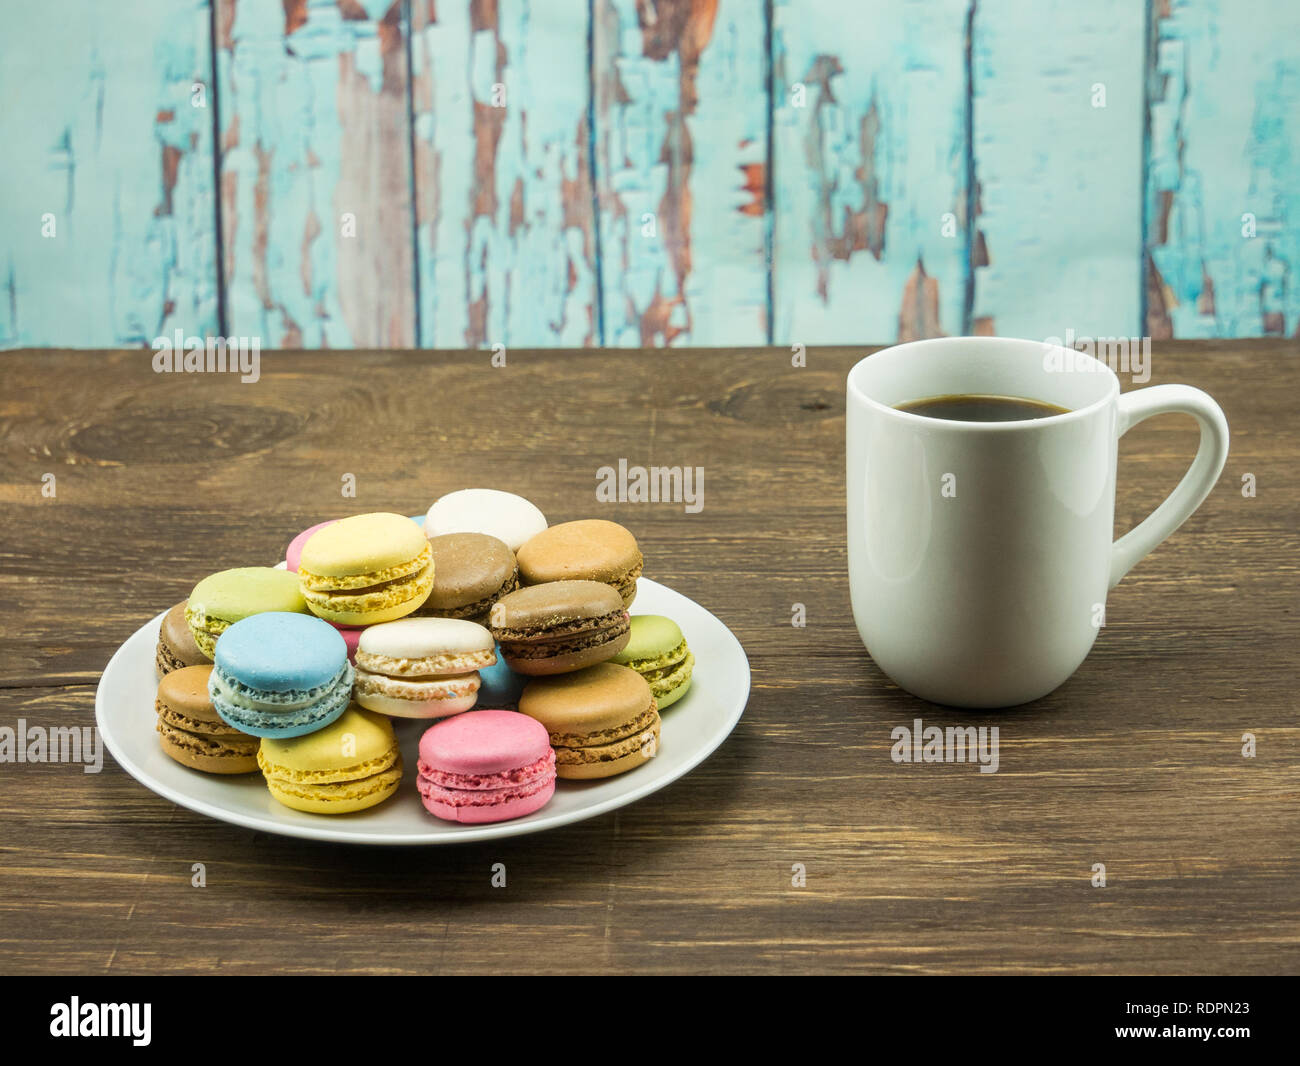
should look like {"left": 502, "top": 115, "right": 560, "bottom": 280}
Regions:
{"left": 95, "top": 578, "right": 749, "bottom": 845}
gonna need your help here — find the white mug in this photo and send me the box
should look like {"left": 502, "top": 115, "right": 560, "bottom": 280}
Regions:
{"left": 846, "top": 336, "right": 1229, "bottom": 707}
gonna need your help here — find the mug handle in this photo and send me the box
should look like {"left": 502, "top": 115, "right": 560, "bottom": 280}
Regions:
{"left": 1110, "top": 385, "right": 1230, "bottom": 588}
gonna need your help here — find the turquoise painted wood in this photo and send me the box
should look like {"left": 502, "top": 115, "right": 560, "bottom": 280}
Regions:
{"left": 216, "top": 0, "right": 415, "bottom": 348}
{"left": 593, "top": 0, "right": 768, "bottom": 347}
{"left": 2, "top": 0, "right": 1298, "bottom": 350}
{"left": 0, "top": 0, "right": 217, "bottom": 347}
{"left": 1146, "top": 0, "right": 1300, "bottom": 339}
{"left": 970, "top": 0, "right": 1144, "bottom": 340}
{"left": 771, "top": 0, "right": 970, "bottom": 347}
{"left": 410, "top": 0, "right": 597, "bottom": 349}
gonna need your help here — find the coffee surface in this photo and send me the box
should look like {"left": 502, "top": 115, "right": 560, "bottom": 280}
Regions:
{"left": 895, "top": 393, "right": 1069, "bottom": 422}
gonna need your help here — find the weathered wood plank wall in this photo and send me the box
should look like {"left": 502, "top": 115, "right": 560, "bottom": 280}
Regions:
{"left": 594, "top": 0, "right": 768, "bottom": 346}
{"left": 1145, "top": 0, "right": 1300, "bottom": 339}
{"left": 2, "top": 0, "right": 1296, "bottom": 349}
{"left": 0, "top": 0, "right": 217, "bottom": 347}
{"left": 971, "top": 1, "right": 1145, "bottom": 339}
{"left": 216, "top": 0, "right": 415, "bottom": 347}
{"left": 771, "top": 0, "right": 969, "bottom": 345}
{"left": 411, "top": 0, "right": 597, "bottom": 348}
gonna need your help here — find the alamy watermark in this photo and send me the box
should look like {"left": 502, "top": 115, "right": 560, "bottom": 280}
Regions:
{"left": 596, "top": 459, "right": 704, "bottom": 514}
{"left": 891, "top": 717, "right": 999, "bottom": 774}
{"left": 151, "top": 330, "right": 261, "bottom": 383}
{"left": 1043, "top": 328, "right": 1150, "bottom": 384}
{"left": 50, "top": 998, "right": 150, "bottom": 1046}
{"left": 0, "top": 719, "right": 102, "bottom": 773}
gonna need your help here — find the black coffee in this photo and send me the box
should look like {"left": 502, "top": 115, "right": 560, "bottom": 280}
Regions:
{"left": 895, "top": 393, "right": 1069, "bottom": 422}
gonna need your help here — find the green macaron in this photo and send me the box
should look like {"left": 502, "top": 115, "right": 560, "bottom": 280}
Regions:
{"left": 610, "top": 614, "right": 694, "bottom": 709}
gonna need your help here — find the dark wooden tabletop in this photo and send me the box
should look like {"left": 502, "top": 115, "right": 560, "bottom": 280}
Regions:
{"left": 1, "top": 341, "right": 1296, "bottom": 976}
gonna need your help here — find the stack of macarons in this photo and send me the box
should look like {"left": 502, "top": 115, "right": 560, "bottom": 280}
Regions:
{"left": 149, "top": 489, "right": 696, "bottom": 825}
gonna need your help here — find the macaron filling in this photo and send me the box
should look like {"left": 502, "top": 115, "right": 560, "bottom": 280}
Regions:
{"left": 494, "top": 610, "right": 630, "bottom": 660}
{"left": 259, "top": 752, "right": 404, "bottom": 806}
{"left": 417, "top": 749, "right": 556, "bottom": 791}
{"left": 422, "top": 575, "right": 519, "bottom": 620}
{"left": 552, "top": 710, "right": 661, "bottom": 769}
{"left": 210, "top": 663, "right": 354, "bottom": 737}
{"left": 610, "top": 562, "right": 643, "bottom": 603}
{"left": 543, "top": 703, "right": 660, "bottom": 750}
{"left": 640, "top": 649, "right": 694, "bottom": 697}
{"left": 157, "top": 719, "right": 259, "bottom": 759}
{"left": 417, "top": 774, "right": 554, "bottom": 812}
{"left": 355, "top": 647, "right": 496, "bottom": 678}
{"left": 353, "top": 671, "right": 480, "bottom": 704}
{"left": 300, "top": 554, "right": 433, "bottom": 613}
{"left": 211, "top": 661, "right": 355, "bottom": 712}
{"left": 297, "top": 544, "right": 433, "bottom": 591}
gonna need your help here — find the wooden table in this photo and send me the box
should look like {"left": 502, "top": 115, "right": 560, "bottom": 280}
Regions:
{"left": 1, "top": 341, "right": 1296, "bottom": 976}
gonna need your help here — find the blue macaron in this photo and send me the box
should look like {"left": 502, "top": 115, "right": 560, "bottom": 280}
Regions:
{"left": 477, "top": 647, "right": 527, "bottom": 709}
{"left": 209, "top": 612, "right": 354, "bottom": 739}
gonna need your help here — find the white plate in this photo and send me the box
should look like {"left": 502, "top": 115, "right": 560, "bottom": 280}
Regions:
{"left": 96, "top": 579, "right": 749, "bottom": 844}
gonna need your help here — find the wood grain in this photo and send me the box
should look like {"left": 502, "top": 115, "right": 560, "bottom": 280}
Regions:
{"left": 771, "top": 0, "right": 970, "bottom": 345}
{"left": 216, "top": 0, "right": 415, "bottom": 347}
{"left": 0, "top": 340, "right": 1297, "bottom": 975}
{"left": 1145, "top": 0, "right": 1300, "bottom": 339}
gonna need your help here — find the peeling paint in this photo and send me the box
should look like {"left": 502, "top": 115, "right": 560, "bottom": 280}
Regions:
{"left": 594, "top": 0, "right": 767, "bottom": 347}
{"left": 411, "top": 0, "right": 596, "bottom": 349}
{"left": 1146, "top": 0, "right": 1300, "bottom": 338}
{"left": 0, "top": 0, "right": 217, "bottom": 346}
{"left": 3, "top": 0, "right": 1297, "bottom": 350}
{"left": 971, "top": 0, "right": 1144, "bottom": 340}
{"left": 216, "top": 0, "right": 414, "bottom": 348}
{"left": 772, "top": 0, "right": 968, "bottom": 345}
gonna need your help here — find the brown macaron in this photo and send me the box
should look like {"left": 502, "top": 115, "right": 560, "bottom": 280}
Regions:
{"left": 418, "top": 532, "right": 519, "bottom": 624}
{"left": 488, "top": 580, "right": 630, "bottom": 676}
{"left": 156, "top": 664, "right": 260, "bottom": 774}
{"left": 156, "top": 601, "right": 212, "bottom": 676}
{"left": 517, "top": 519, "right": 643, "bottom": 606}
{"left": 519, "top": 663, "right": 661, "bottom": 779}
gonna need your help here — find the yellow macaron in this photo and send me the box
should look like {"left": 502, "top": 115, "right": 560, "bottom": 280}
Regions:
{"left": 257, "top": 706, "right": 403, "bottom": 814}
{"left": 297, "top": 512, "right": 434, "bottom": 625}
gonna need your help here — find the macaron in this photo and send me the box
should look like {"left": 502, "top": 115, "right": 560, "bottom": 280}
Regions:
{"left": 417, "top": 710, "right": 557, "bottom": 824}
{"left": 257, "top": 706, "right": 403, "bottom": 814}
{"left": 156, "top": 600, "right": 211, "bottom": 676}
{"left": 517, "top": 519, "right": 643, "bottom": 606}
{"left": 186, "top": 567, "right": 308, "bottom": 657}
{"left": 477, "top": 651, "right": 527, "bottom": 709}
{"left": 353, "top": 617, "right": 496, "bottom": 719}
{"left": 298, "top": 512, "right": 434, "bottom": 625}
{"left": 208, "top": 612, "right": 355, "bottom": 739}
{"left": 418, "top": 533, "right": 519, "bottom": 624}
{"left": 155, "top": 664, "right": 259, "bottom": 773}
{"left": 287, "top": 517, "right": 426, "bottom": 570}
{"left": 285, "top": 520, "right": 336, "bottom": 572}
{"left": 488, "top": 580, "right": 630, "bottom": 676}
{"left": 610, "top": 614, "right": 694, "bottom": 709}
{"left": 519, "top": 662, "right": 660, "bottom": 779}
{"left": 425, "top": 488, "right": 547, "bottom": 551}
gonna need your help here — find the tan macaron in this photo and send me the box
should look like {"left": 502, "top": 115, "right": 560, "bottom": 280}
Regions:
{"left": 156, "top": 664, "right": 260, "bottom": 773}
{"left": 156, "top": 601, "right": 211, "bottom": 676}
{"left": 419, "top": 533, "right": 519, "bottom": 623}
{"left": 518, "top": 662, "right": 660, "bottom": 779}
{"left": 517, "top": 520, "right": 643, "bottom": 606}
{"left": 489, "top": 580, "right": 630, "bottom": 675}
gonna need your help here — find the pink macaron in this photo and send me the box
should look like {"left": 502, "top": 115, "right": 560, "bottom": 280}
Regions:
{"left": 417, "top": 710, "right": 557, "bottom": 824}
{"left": 286, "top": 520, "right": 337, "bottom": 573}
